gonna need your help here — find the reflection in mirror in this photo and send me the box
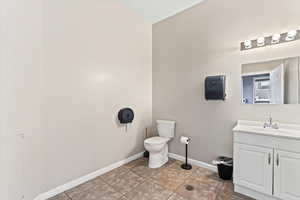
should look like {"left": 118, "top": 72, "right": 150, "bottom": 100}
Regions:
{"left": 241, "top": 57, "right": 299, "bottom": 104}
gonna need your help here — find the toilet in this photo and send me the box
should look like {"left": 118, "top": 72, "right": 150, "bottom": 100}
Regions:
{"left": 144, "top": 120, "right": 175, "bottom": 168}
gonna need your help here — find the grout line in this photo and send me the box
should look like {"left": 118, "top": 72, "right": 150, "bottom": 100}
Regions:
{"left": 126, "top": 158, "right": 178, "bottom": 196}
{"left": 64, "top": 192, "right": 72, "bottom": 200}
{"left": 98, "top": 176, "right": 124, "bottom": 198}
{"left": 98, "top": 163, "right": 148, "bottom": 199}
{"left": 62, "top": 157, "right": 229, "bottom": 200}
{"left": 98, "top": 158, "right": 193, "bottom": 200}
{"left": 166, "top": 192, "right": 174, "bottom": 200}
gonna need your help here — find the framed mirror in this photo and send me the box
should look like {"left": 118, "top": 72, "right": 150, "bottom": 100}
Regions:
{"left": 241, "top": 57, "right": 300, "bottom": 104}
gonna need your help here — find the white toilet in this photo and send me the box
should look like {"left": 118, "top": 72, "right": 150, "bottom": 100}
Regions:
{"left": 144, "top": 120, "right": 175, "bottom": 168}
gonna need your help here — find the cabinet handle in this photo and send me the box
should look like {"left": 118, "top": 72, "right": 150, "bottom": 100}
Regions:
{"left": 276, "top": 154, "right": 279, "bottom": 166}
{"left": 268, "top": 153, "right": 271, "bottom": 165}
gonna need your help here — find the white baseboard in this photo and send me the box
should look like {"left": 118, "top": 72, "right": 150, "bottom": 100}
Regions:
{"left": 34, "top": 152, "right": 144, "bottom": 200}
{"left": 235, "top": 185, "right": 277, "bottom": 200}
{"left": 168, "top": 153, "right": 218, "bottom": 172}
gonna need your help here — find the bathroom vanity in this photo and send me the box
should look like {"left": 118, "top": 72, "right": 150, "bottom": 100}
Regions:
{"left": 233, "top": 120, "right": 300, "bottom": 200}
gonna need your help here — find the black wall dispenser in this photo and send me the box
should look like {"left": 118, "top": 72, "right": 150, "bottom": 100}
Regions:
{"left": 118, "top": 108, "right": 134, "bottom": 131}
{"left": 205, "top": 75, "right": 226, "bottom": 100}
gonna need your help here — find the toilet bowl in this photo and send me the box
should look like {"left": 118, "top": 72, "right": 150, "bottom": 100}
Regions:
{"left": 144, "top": 120, "right": 175, "bottom": 168}
{"left": 144, "top": 137, "right": 170, "bottom": 168}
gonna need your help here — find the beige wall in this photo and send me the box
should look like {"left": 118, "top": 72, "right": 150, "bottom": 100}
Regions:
{"left": 153, "top": 0, "right": 300, "bottom": 164}
{"left": 1, "top": 0, "right": 152, "bottom": 199}
{"left": 43, "top": 0, "right": 152, "bottom": 192}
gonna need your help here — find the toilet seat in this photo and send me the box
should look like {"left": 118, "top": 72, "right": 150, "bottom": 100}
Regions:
{"left": 144, "top": 137, "right": 170, "bottom": 145}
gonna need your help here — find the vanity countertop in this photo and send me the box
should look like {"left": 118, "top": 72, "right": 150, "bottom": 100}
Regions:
{"left": 233, "top": 120, "right": 300, "bottom": 140}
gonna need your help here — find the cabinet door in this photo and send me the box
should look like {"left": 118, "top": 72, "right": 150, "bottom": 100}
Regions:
{"left": 274, "top": 150, "right": 300, "bottom": 200}
{"left": 234, "top": 143, "right": 273, "bottom": 195}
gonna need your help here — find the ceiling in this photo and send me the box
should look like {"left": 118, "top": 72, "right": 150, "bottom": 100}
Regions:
{"left": 119, "top": 0, "right": 205, "bottom": 24}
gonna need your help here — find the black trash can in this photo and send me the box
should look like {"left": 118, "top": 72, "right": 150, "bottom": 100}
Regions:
{"left": 213, "top": 156, "right": 233, "bottom": 180}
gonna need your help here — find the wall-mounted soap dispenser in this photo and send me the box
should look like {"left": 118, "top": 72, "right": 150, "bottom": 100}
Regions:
{"left": 205, "top": 75, "right": 226, "bottom": 100}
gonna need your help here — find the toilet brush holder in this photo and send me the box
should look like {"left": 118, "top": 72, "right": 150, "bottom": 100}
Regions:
{"left": 144, "top": 127, "right": 150, "bottom": 158}
{"left": 181, "top": 143, "right": 192, "bottom": 170}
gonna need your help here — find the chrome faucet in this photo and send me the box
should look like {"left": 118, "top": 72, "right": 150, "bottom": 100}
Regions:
{"left": 263, "top": 116, "right": 279, "bottom": 129}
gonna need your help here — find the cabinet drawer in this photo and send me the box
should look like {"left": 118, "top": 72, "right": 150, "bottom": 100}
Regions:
{"left": 234, "top": 132, "right": 300, "bottom": 153}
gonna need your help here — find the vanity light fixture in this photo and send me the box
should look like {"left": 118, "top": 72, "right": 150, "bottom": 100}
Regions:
{"left": 257, "top": 37, "right": 265, "bottom": 47}
{"left": 241, "top": 29, "right": 299, "bottom": 51}
{"left": 286, "top": 30, "right": 297, "bottom": 41}
{"left": 244, "top": 40, "right": 252, "bottom": 49}
{"left": 271, "top": 34, "right": 281, "bottom": 44}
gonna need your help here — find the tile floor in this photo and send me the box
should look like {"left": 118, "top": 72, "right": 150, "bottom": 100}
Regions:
{"left": 48, "top": 157, "right": 254, "bottom": 200}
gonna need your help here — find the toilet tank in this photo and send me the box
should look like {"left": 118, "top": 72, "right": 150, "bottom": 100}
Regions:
{"left": 156, "top": 120, "right": 176, "bottom": 138}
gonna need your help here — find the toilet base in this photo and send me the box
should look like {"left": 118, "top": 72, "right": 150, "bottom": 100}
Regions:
{"left": 148, "top": 145, "right": 168, "bottom": 168}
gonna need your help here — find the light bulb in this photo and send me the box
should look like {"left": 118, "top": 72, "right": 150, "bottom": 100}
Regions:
{"left": 271, "top": 34, "right": 281, "bottom": 44}
{"left": 244, "top": 40, "right": 252, "bottom": 49}
{"left": 257, "top": 37, "right": 265, "bottom": 47}
{"left": 286, "top": 30, "right": 297, "bottom": 41}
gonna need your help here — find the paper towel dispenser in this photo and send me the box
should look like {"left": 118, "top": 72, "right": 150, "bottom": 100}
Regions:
{"left": 205, "top": 75, "right": 226, "bottom": 100}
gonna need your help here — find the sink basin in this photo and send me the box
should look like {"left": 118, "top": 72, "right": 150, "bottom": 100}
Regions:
{"left": 233, "top": 120, "right": 300, "bottom": 140}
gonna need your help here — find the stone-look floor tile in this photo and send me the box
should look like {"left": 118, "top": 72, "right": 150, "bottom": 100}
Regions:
{"left": 126, "top": 157, "right": 176, "bottom": 169}
{"left": 65, "top": 178, "right": 122, "bottom": 200}
{"left": 168, "top": 193, "right": 189, "bottom": 200}
{"left": 176, "top": 178, "right": 222, "bottom": 200}
{"left": 217, "top": 192, "right": 254, "bottom": 200}
{"left": 219, "top": 181, "right": 234, "bottom": 195}
{"left": 125, "top": 180, "right": 173, "bottom": 200}
{"left": 151, "top": 167, "right": 191, "bottom": 191}
{"left": 192, "top": 167, "right": 217, "bottom": 179}
{"left": 216, "top": 181, "right": 254, "bottom": 200}
{"left": 48, "top": 158, "right": 254, "bottom": 200}
{"left": 130, "top": 164, "right": 162, "bottom": 178}
{"left": 108, "top": 171, "right": 145, "bottom": 195}
{"left": 231, "top": 193, "right": 255, "bottom": 200}
{"left": 123, "top": 158, "right": 148, "bottom": 169}
{"left": 167, "top": 161, "right": 198, "bottom": 176}
{"left": 65, "top": 180, "right": 95, "bottom": 197}
{"left": 118, "top": 196, "right": 129, "bottom": 200}
{"left": 162, "top": 158, "right": 177, "bottom": 168}
{"left": 100, "top": 166, "right": 130, "bottom": 184}
{"left": 48, "top": 193, "right": 70, "bottom": 200}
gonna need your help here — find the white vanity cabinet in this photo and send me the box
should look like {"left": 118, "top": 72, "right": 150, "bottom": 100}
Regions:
{"left": 274, "top": 150, "right": 300, "bottom": 200}
{"left": 234, "top": 143, "right": 273, "bottom": 195}
{"left": 233, "top": 120, "right": 300, "bottom": 200}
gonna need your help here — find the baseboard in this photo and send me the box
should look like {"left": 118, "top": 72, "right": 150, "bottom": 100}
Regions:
{"left": 168, "top": 153, "right": 218, "bottom": 172}
{"left": 235, "top": 185, "right": 279, "bottom": 200}
{"left": 34, "top": 152, "right": 144, "bottom": 200}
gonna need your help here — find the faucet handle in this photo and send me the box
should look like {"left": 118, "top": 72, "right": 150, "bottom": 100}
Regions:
{"left": 272, "top": 123, "right": 279, "bottom": 129}
{"left": 269, "top": 116, "right": 273, "bottom": 123}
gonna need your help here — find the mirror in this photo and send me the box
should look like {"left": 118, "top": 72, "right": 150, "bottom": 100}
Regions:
{"left": 241, "top": 57, "right": 300, "bottom": 104}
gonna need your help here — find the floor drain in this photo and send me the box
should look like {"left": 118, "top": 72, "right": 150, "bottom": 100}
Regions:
{"left": 185, "top": 185, "right": 194, "bottom": 191}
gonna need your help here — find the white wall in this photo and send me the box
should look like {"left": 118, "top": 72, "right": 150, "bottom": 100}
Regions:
{"left": 0, "top": 0, "right": 45, "bottom": 199}
{"left": 284, "top": 57, "right": 299, "bottom": 104}
{"left": 118, "top": 0, "right": 204, "bottom": 23}
{"left": 0, "top": 0, "right": 152, "bottom": 199}
{"left": 153, "top": 0, "right": 300, "bottom": 164}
